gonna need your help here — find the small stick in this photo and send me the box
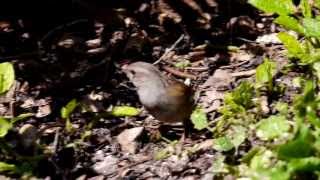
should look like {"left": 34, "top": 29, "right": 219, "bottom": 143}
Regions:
{"left": 163, "top": 66, "right": 197, "bottom": 79}
{"left": 185, "top": 66, "right": 209, "bottom": 71}
{"left": 231, "top": 69, "right": 256, "bottom": 77}
{"left": 52, "top": 128, "right": 60, "bottom": 153}
{"left": 220, "top": 59, "right": 250, "bottom": 69}
{"left": 236, "top": 37, "right": 259, "bottom": 43}
{"left": 153, "top": 34, "right": 185, "bottom": 65}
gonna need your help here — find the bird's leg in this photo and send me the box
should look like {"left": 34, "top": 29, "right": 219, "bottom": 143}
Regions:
{"left": 180, "top": 118, "right": 192, "bottom": 143}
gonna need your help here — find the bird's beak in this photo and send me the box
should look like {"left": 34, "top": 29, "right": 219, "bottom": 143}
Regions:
{"left": 121, "top": 65, "right": 135, "bottom": 81}
{"left": 121, "top": 64, "right": 129, "bottom": 74}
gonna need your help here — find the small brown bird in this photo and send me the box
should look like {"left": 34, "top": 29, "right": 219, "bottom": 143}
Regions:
{"left": 122, "top": 61, "right": 194, "bottom": 140}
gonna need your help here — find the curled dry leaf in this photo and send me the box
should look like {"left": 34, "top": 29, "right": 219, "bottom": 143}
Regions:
{"left": 201, "top": 69, "right": 233, "bottom": 89}
{"left": 35, "top": 99, "right": 52, "bottom": 118}
{"left": 199, "top": 69, "right": 233, "bottom": 112}
{"left": 117, "top": 127, "right": 144, "bottom": 154}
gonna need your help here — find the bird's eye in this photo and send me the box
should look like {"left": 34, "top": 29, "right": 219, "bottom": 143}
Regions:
{"left": 130, "top": 70, "right": 136, "bottom": 76}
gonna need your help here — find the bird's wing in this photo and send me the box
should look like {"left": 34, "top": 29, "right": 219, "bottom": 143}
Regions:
{"left": 166, "top": 81, "right": 193, "bottom": 107}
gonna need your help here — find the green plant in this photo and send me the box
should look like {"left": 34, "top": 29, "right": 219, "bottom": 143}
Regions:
{"left": 188, "top": 81, "right": 255, "bottom": 153}
{"left": 61, "top": 99, "right": 78, "bottom": 132}
{"left": 255, "top": 58, "right": 277, "bottom": 92}
{"left": 0, "top": 113, "right": 33, "bottom": 138}
{"left": 200, "top": 1, "right": 320, "bottom": 179}
{"left": 219, "top": 81, "right": 255, "bottom": 120}
{"left": 0, "top": 113, "right": 42, "bottom": 176}
{"left": 0, "top": 62, "right": 15, "bottom": 94}
{"left": 250, "top": 0, "right": 320, "bottom": 71}
{"left": 190, "top": 107, "right": 209, "bottom": 131}
{"left": 227, "top": 0, "right": 320, "bottom": 179}
{"left": 174, "top": 59, "right": 191, "bottom": 69}
{"left": 110, "top": 105, "right": 140, "bottom": 117}
{"left": 256, "top": 115, "right": 291, "bottom": 141}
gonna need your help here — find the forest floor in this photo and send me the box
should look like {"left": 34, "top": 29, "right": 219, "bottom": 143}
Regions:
{"left": 0, "top": 0, "right": 308, "bottom": 179}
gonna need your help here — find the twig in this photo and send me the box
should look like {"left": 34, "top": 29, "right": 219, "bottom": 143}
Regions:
{"left": 236, "top": 37, "right": 258, "bottom": 43}
{"left": 162, "top": 66, "right": 197, "bottom": 79}
{"left": 52, "top": 128, "right": 60, "bottom": 154}
{"left": 231, "top": 69, "right": 256, "bottom": 77}
{"left": 153, "top": 34, "right": 185, "bottom": 65}
{"left": 220, "top": 59, "right": 250, "bottom": 69}
{"left": 185, "top": 66, "right": 209, "bottom": 71}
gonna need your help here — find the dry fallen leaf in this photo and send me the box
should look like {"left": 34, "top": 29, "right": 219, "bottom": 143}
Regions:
{"left": 199, "top": 69, "right": 233, "bottom": 112}
{"left": 201, "top": 69, "right": 233, "bottom": 89}
{"left": 117, "top": 127, "right": 144, "bottom": 154}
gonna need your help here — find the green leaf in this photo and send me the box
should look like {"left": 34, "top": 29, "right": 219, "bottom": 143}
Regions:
{"left": 293, "top": 80, "right": 320, "bottom": 128}
{"left": 247, "top": 149, "right": 291, "bottom": 180}
{"left": 11, "top": 113, "right": 33, "bottom": 124}
{"left": 256, "top": 58, "right": 276, "bottom": 88}
{"left": 241, "top": 147, "right": 262, "bottom": 163}
{"left": 277, "top": 125, "right": 314, "bottom": 160}
{"left": 174, "top": 60, "right": 191, "bottom": 69}
{"left": 212, "top": 154, "right": 228, "bottom": 174}
{"left": 250, "top": 149, "right": 274, "bottom": 170}
{"left": 303, "top": 18, "right": 320, "bottom": 37}
{"left": 300, "top": 0, "right": 312, "bottom": 18}
{"left": 316, "top": 0, "right": 320, "bottom": 9}
{"left": 304, "top": 50, "right": 320, "bottom": 64}
{"left": 249, "top": 0, "right": 296, "bottom": 15}
{"left": 256, "top": 115, "right": 291, "bottom": 141}
{"left": 229, "top": 125, "right": 247, "bottom": 148}
{"left": 0, "top": 62, "right": 15, "bottom": 94}
{"left": 154, "top": 142, "right": 177, "bottom": 160}
{"left": 274, "top": 16, "right": 305, "bottom": 34}
{"left": 0, "top": 117, "right": 12, "bottom": 138}
{"left": 292, "top": 77, "right": 303, "bottom": 88}
{"left": 275, "top": 102, "right": 289, "bottom": 115}
{"left": 0, "top": 162, "right": 17, "bottom": 172}
{"left": 219, "top": 81, "right": 254, "bottom": 120}
{"left": 213, "top": 136, "right": 234, "bottom": 152}
{"left": 267, "top": 162, "right": 291, "bottom": 180}
{"left": 228, "top": 81, "right": 254, "bottom": 109}
{"left": 288, "top": 157, "right": 320, "bottom": 172}
{"left": 277, "top": 32, "right": 305, "bottom": 57}
{"left": 110, "top": 106, "right": 140, "bottom": 117}
{"left": 61, "top": 99, "right": 78, "bottom": 119}
{"left": 154, "top": 149, "right": 171, "bottom": 160}
{"left": 190, "top": 107, "right": 208, "bottom": 130}
{"left": 294, "top": 80, "right": 316, "bottom": 109}
{"left": 65, "top": 118, "right": 73, "bottom": 133}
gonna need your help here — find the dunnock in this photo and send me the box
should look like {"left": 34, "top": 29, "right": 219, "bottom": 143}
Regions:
{"left": 122, "top": 61, "right": 194, "bottom": 140}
